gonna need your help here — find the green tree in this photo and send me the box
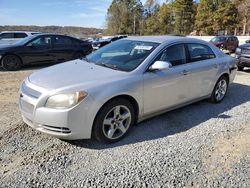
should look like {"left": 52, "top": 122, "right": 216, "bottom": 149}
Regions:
{"left": 106, "top": 0, "right": 143, "bottom": 35}
{"left": 195, "top": 0, "right": 216, "bottom": 35}
{"left": 213, "top": 2, "right": 239, "bottom": 34}
{"left": 173, "top": 0, "right": 194, "bottom": 35}
{"left": 145, "top": 3, "right": 174, "bottom": 35}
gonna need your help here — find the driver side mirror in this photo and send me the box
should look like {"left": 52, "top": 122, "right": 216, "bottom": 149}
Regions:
{"left": 148, "top": 61, "right": 172, "bottom": 72}
{"left": 246, "top": 40, "right": 250, "bottom": 43}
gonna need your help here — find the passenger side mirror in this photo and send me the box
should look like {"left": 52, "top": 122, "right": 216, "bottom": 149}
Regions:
{"left": 148, "top": 61, "right": 172, "bottom": 72}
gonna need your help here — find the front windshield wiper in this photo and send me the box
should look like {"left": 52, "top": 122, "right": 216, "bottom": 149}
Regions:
{"left": 94, "top": 62, "right": 121, "bottom": 71}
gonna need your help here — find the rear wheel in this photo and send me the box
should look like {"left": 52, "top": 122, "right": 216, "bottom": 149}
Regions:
{"left": 209, "top": 76, "right": 228, "bottom": 103}
{"left": 237, "top": 66, "right": 244, "bottom": 71}
{"left": 2, "top": 55, "right": 22, "bottom": 71}
{"left": 92, "top": 98, "right": 135, "bottom": 143}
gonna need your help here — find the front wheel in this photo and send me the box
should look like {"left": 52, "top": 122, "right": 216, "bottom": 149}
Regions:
{"left": 92, "top": 98, "right": 135, "bottom": 143}
{"left": 209, "top": 76, "right": 228, "bottom": 103}
{"left": 237, "top": 66, "right": 244, "bottom": 71}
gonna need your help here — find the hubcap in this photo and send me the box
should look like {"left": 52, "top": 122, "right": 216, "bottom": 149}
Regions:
{"left": 4, "top": 56, "right": 18, "bottom": 69}
{"left": 102, "top": 105, "right": 131, "bottom": 140}
{"left": 215, "top": 79, "right": 227, "bottom": 101}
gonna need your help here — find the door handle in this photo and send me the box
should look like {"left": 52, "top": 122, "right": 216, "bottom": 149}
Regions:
{"left": 182, "top": 70, "right": 190, "bottom": 75}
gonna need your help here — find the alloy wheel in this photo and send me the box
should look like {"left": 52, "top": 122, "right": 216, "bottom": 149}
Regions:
{"left": 102, "top": 105, "right": 131, "bottom": 140}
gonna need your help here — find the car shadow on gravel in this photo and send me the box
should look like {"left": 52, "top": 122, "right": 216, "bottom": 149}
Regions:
{"left": 69, "top": 82, "right": 250, "bottom": 150}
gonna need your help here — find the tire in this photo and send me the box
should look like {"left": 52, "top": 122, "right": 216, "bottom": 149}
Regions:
{"left": 92, "top": 98, "right": 135, "bottom": 143}
{"left": 209, "top": 76, "right": 229, "bottom": 103}
{"left": 237, "top": 66, "right": 244, "bottom": 71}
{"left": 2, "top": 55, "right": 22, "bottom": 71}
{"left": 72, "top": 52, "right": 83, "bottom": 60}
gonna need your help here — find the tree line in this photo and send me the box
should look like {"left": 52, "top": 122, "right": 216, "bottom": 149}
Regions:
{"left": 0, "top": 25, "right": 103, "bottom": 38}
{"left": 105, "top": 0, "right": 250, "bottom": 36}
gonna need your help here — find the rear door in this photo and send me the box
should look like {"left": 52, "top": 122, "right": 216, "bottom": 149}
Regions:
{"left": 21, "top": 35, "right": 55, "bottom": 64}
{"left": 51, "top": 36, "right": 74, "bottom": 62}
{"left": 184, "top": 43, "right": 218, "bottom": 99}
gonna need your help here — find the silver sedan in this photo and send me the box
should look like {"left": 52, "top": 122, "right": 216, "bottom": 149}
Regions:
{"left": 19, "top": 36, "right": 237, "bottom": 143}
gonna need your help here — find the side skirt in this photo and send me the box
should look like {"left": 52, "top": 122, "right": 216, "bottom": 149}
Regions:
{"left": 137, "top": 95, "right": 211, "bottom": 123}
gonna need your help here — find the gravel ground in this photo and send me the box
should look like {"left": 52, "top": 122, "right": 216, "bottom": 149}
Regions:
{"left": 0, "top": 66, "right": 249, "bottom": 187}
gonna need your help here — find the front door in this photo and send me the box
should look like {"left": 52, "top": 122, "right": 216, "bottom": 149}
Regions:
{"left": 22, "top": 35, "right": 54, "bottom": 64}
{"left": 143, "top": 44, "right": 191, "bottom": 115}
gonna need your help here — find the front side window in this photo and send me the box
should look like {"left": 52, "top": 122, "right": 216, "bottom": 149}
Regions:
{"left": 210, "top": 36, "right": 226, "bottom": 42}
{"left": 86, "top": 40, "right": 159, "bottom": 72}
{"left": 29, "top": 36, "right": 52, "bottom": 47}
{"left": 156, "top": 44, "right": 186, "bottom": 66}
{"left": 14, "top": 33, "right": 28, "bottom": 38}
{"left": 187, "top": 43, "right": 215, "bottom": 62}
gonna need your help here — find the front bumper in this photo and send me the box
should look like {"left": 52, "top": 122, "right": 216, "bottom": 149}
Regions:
{"left": 236, "top": 55, "right": 250, "bottom": 67}
{"left": 19, "top": 80, "right": 97, "bottom": 140}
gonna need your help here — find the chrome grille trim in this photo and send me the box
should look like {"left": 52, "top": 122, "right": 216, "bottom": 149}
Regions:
{"left": 242, "top": 48, "right": 250, "bottom": 55}
{"left": 21, "top": 82, "right": 41, "bottom": 98}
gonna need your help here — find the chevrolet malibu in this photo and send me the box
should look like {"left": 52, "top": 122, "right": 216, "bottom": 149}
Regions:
{"left": 19, "top": 36, "right": 237, "bottom": 143}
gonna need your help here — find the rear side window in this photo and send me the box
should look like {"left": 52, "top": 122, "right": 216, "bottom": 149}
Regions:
{"left": 53, "top": 36, "right": 72, "bottom": 46}
{"left": 14, "top": 33, "right": 28, "bottom": 38}
{"left": 156, "top": 44, "right": 186, "bottom": 66}
{"left": 187, "top": 43, "right": 215, "bottom": 63}
{"left": 0, "top": 33, "right": 14, "bottom": 39}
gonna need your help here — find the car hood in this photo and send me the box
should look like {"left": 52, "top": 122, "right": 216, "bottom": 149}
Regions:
{"left": 28, "top": 59, "right": 127, "bottom": 90}
{"left": 239, "top": 43, "right": 250, "bottom": 49}
{"left": 0, "top": 43, "right": 21, "bottom": 51}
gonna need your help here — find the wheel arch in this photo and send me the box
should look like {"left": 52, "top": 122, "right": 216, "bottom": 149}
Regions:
{"left": 97, "top": 94, "right": 139, "bottom": 121}
{"left": 219, "top": 72, "right": 229, "bottom": 83}
{"left": 91, "top": 94, "right": 140, "bottom": 137}
{"left": 1, "top": 53, "right": 23, "bottom": 66}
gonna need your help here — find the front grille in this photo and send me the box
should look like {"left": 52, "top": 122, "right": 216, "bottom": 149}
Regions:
{"left": 20, "top": 99, "right": 34, "bottom": 114}
{"left": 22, "top": 82, "right": 41, "bottom": 98}
{"left": 41, "top": 125, "right": 71, "bottom": 134}
{"left": 242, "top": 48, "right": 250, "bottom": 55}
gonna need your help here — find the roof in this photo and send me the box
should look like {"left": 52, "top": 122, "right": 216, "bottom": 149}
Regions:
{"left": 1, "top": 31, "right": 40, "bottom": 33}
{"left": 126, "top": 35, "right": 208, "bottom": 44}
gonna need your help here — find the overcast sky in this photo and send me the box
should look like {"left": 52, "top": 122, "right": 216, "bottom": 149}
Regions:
{"left": 0, "top": 0, "right": 161, "bottom": 28}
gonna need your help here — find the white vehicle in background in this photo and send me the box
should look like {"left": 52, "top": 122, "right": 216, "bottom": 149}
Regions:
{"left": 0, "top": 31, "right": 40, "bottom": 45}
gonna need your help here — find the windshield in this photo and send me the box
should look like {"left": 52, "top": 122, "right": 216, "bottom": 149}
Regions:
{"left": 14, "top": 35, "right": 37, "bottom": 45}
{"left": 211, "top": 36, "right": 227, "bottom": 42}
{"left": 85, "top": 40, "right": 159, "bottom": 72}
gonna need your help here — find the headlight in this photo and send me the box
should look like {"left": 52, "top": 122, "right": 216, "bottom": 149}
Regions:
{"left": 97, "top": 43, "right": 101, "bottom": 47}
{"left": 45, "top": 91, "right": 87, "bottom": 109}
{"left": 235, "top": 48, "right": 241, "bottom": 54}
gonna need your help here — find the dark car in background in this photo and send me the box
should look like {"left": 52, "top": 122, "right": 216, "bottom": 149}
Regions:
{"left": 92, "top": 35, "right": 127, "bottom": 50}
{"left": 210, "top": 35, "right": 239, "bottom": 53}
{"left": 0, "top": 34, "right": 92, "bottom": 71}
{"left": 235, "top": 40, "right": 250, "bottom": 71}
